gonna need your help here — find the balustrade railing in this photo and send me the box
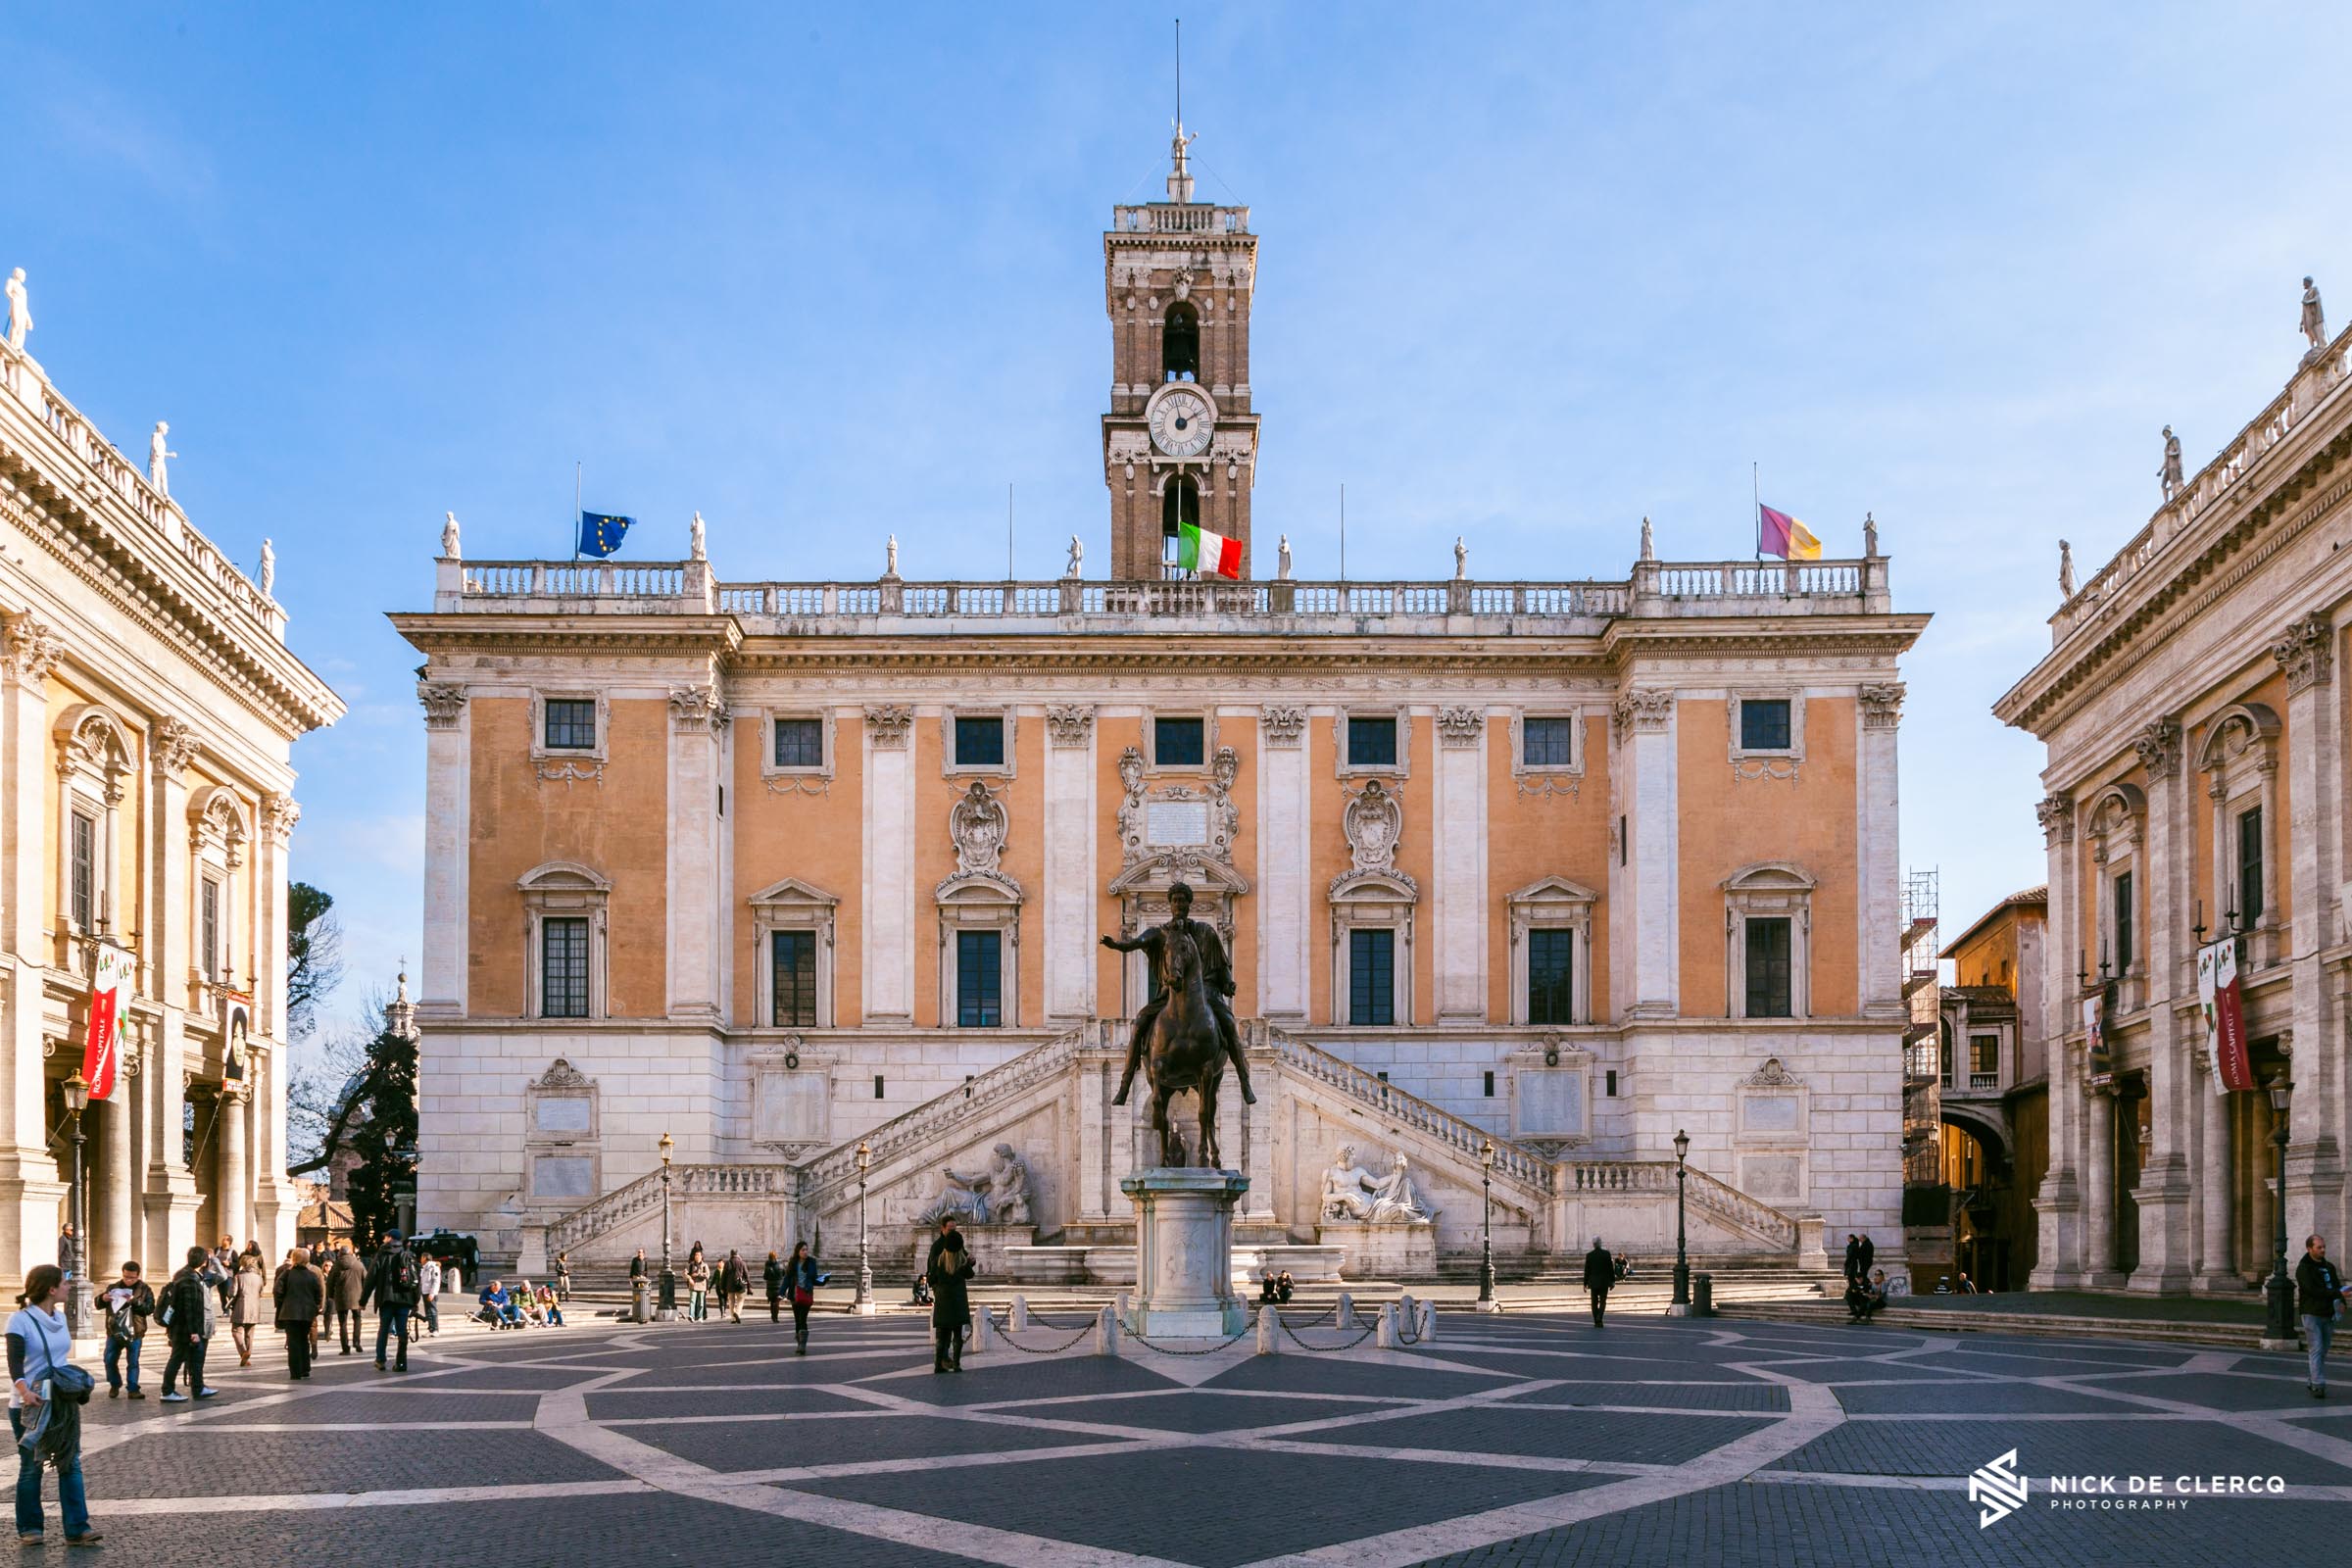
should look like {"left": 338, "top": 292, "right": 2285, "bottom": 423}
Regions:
{"left": 1563, "top": 1159, "right": 1797, "bottom": 1248}
{"left": 1266, "top": 1031, "right": 1550, "bottom": 1195}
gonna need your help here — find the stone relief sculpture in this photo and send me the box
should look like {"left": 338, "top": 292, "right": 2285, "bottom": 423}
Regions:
{"left": 148, "top": 422, "right": 176, "bottom": 498}
{"left": 2158, "top": 425, "right": 2183, "bottom": 499}
{"left": 5, "top": 269, "right": 28, "bottom": 352}
{"left": 2303, "top": 275, "right": 2328, "bottom": 353}
{"left": 1342, "top": 780, "right": 1403, "bottom": 874}
{"left": 441, "top": 512, "right": 462, "bottom": 559}
{"left": 949, "top": 779, "right": 1009, "bottom": 876}
{"left": 918, "top": 1143, "right": 1032, "bottom": 1225}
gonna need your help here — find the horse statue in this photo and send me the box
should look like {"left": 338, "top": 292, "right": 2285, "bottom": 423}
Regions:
{"left": 1144, "top": 924, "right": 1227, "bottom": 1167}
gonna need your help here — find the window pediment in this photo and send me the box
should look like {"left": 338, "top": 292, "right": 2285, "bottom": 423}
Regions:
{"left": 746, "top": 875, "right": 839, "bottom": 910}
{"left": 1330, "top": 866, "right": 1420, "bottom": 905}
{"left": 1722, "top": 862, "right": 1816, "bottom": 895}
{"left": 2195, "top": 702, "right": 2280, "bottom": 778}
{"left": 517, "top": 860, "right": 612, "bottom": 895}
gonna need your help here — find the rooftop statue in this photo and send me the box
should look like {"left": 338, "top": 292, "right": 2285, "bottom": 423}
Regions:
{"left": 1065, "top": 533, "right": 1084, "bottom": 579}
{"left": 441, "top": 512, "right": 462, "bottom": 559}
{"left": 2303, "top": 276, "right": 2328, "bottom": 353}
{"left": 2158, "top": 425, "right": 2183, "bottom": 500}
{"left": 689, "top": 512, "right": 707, "bottom": 562}
{"left": 4, "top": 269, "right": 27, "bottom": 352}
{"left": 148, "top": 421, "right": 176, "bottom": 499}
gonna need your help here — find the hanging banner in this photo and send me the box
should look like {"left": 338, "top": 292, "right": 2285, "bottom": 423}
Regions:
{"left": 2196, "top": 939, "right": 2255, "bottom": 1094}
{"left": 79, "top": 944, "right": 135, "bottom": 1102}
{"left": 2080, "top": 992, "right": 2105, "bottom": 1059}
{"left": 222, "top": 996, "right": 253, "bottom": 1083}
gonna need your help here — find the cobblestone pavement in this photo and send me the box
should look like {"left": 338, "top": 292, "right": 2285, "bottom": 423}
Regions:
{"left": 40, "top": 1307, "right": 2352, "bottom": 1565}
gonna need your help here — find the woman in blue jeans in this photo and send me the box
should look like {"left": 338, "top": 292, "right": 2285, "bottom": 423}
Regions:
{"left": 8, "top": 1264, "right": 95, "bottom": 1544}
{"left": 2298, "top": 1235, "right": 2349, "bottom": 1397}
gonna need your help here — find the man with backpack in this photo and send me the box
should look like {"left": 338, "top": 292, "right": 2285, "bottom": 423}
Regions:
{"left": 359, "top": 1229, "right": 421, "bottom": 1373}
{"left": 158, "top": 1245, "right": 220, "bottom": 1402}
{"left": 97, "top": 1259, "right": 154, "bottom": 1399}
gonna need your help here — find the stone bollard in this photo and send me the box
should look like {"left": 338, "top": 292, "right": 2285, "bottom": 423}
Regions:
{"left": 630, "top": 1278, "right": 650, "bottom": 1325}
{"left": 971, "top": 1306, "right": 1000, "bottom": 1356}
{"left": 1336, "top": 1291, "right": 1355, "bottom": 1330}
{"left": 1257, "top": 1304, "right": 1280, "bottom": 1355}
{"left": 1398, "top": 1292, "right": 1418, "bottom": 1331}
{"left": 1418, "top": 1298, "right": 1438, "bottom": 1343}
{"left": 1375, "top": 1301, "right": 1398, "bottom": 1349}
{"left": 1095, "top": 1303, "right": 1121, "bottom": 1357}
{"left": 1010, "top": 1296, "right": 1030, "bottom": 1332}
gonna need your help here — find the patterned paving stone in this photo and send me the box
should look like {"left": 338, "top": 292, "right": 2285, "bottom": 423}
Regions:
{"left": 1203, "top": 1354, "right": 1507, "bottom": 1399}
{"left": 1499, "top": 1381, "right": 1792, "bottom": 1413}
{"left": 2081, "top": 1371, "right": 2336, "bottom": 1411}
{"left": 199, "top": 1391, "right": 543, "bottom": 1424}
{"left": 1830, "top": 1380, "right": 2151, "bottom": 1415}
{"left": 880, "top": 1355, "right": 1177, "bottom": 1406}
{"left": 983, "top": 1390, "right": 1406, "bottom": 1433}
{"left": 94, "top": 1427, "right": 620, "bottom": 1498}
{"left": 1313, "top": 1404, "right": 1775, "bottom": 1466}
{"left": 800, "top": 1445, "right": 1608, "bottom": 1567}
{"left": 631, "top": 1409, "right": 1124, "bottom": 1472}
{"left": 587, "top": 1385, "right": 877, "bottom": 1420}
{"left": 1766, "top": 1417, "right": 2351, "bottom": 1485}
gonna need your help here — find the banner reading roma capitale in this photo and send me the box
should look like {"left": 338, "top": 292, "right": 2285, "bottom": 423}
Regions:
{"left": 2196, "top": 939, "right": 2255, "bottom": 1095}
{"left": 79, "top": 943, "right": 135, "bottom": 1102}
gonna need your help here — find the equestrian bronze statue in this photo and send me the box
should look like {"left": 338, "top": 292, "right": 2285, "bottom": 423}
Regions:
{"left": 1100, "top": 882, "right": 1255, "bottom": 1166}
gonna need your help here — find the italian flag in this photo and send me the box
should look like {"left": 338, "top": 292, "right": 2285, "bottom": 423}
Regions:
{"left": 1176, "top": 521, "right": 1244, "bottom": 580}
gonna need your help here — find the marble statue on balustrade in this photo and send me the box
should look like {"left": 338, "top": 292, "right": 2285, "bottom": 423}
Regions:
{"left": 1863, "top": 512, "right": 1879, "bottom": 558}
{"left": 149, "top": 421, "right": 176, "bottom": 498}
{"left": 1640, "top": 515, "right": 1654, "bottom": 562}
{"left": 259, "top": 538, "right": 275, "bottom": 599}
{"left": 4, "top": 269, "right": 27, "bottom": 353}
{"left": 918, "top": 1143, "right": 1033, "bottom": 1226}
{"left": 442, "top": 512, "right": 462, "bottom": 559}
{"left": 2159, "top": 425, "right": 2183, "bottom": 499}
{"left": 2058, "top": 539, "right": 2076, "bottom": 597}
{"left": 689, "top": 512, "right": 707, "bottom": 562}
{"left": 2304, "top": 276, "right": 2328, "bottom": 354}
{"left": 1277, "top": 534, "right": 1292, "bottom": 579}
{"left": 884, "top": 534, "right": 899, "bottom": 576}
{"left": 1065, "top": 534, "right": 1083, "bottom": 578}
{"left": 1453, "top": 536, "right": 1468, "bottom": 580}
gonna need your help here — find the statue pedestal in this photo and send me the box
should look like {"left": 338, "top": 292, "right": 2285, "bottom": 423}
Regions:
{"left": 1120, "top": 1167, "right": 1250, "bottom": 1339}
{"left": 1316, "top": 1219, "right": 1437, "bottom": 1281}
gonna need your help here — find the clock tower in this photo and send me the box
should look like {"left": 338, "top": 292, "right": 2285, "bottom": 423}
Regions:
{"left": 1102, "top": 122, "right": 1260, "bottom": 579}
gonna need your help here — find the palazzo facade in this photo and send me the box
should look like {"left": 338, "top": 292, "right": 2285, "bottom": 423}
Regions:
{"left": 1997, "top": 306, "right": 2352, "bottom": 1293}
{"left": 400, "top": 137, "right": 1927, "bottom": 1282}
{"left": 0, "top": 295, "right": 341, "bottom": 1282}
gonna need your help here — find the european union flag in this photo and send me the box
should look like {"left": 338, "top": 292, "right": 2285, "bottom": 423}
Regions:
{"left": 577, "top": 510, "right": 634, "bottom": 558}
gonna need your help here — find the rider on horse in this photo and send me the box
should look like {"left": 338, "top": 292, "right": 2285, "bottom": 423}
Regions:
{"left": 1099, "top": 882, "right": 1256, "bottom": 1106}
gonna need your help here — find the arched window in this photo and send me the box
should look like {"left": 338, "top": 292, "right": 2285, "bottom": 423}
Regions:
{"left": 1162, "top": 302, "right": 1200, "bottom": 383}
{"left": 1160, "top": 475, "right": 1200, "bottom": 572}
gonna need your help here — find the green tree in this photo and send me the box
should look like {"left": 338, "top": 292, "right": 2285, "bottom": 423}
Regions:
{"left": 285, "top": 882, "right": 344, "bottom": 1043}
{"left": 344, "top": 998, "right": 418, "bottom": 1250}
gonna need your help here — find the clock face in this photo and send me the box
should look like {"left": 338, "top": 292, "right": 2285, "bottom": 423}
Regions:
{"left": 1149, "top": 387, "right": 1215, "bottom": 458}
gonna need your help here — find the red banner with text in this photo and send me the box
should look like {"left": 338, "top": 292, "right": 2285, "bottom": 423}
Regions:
{"left": 2196, "top": 939, "right": 2255, "bottom": 1094}
{"left": 79, "top": 944, "right": 134, "bottom": 1102}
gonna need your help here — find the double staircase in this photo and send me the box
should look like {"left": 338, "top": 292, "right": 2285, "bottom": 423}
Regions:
{"left": 540, "top": 1020, "right": 1806, "bottom": 1282}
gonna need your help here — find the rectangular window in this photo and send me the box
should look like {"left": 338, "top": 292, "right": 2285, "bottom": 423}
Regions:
{"left": 69, "top": 810, "right": 95, "bottom": 931}
{"left": 543, "top": 699, "right": 597, "bottom": 751}
{"left": 954, "top": 715, "right": 1004, "bottom": 768}
{"left": 199, "top": 878, "right": 220, "bottom": 982}
{"left": 1348, "top": 928, "right": 1396, "bottom": 1025}
{"left": 2236, "top": 807, "right": 2264, "bottom": 925}
{"left": 1743, "top": 916, "right": 1792, "bottom": 1018}
{"left": 1970, "top": 1032, "right": 1999, "bottom": 1087}
{"left": 1527, "top": 929, "right": 1576, "bottom": 1024}
{"left": 1604, "top": 1069, "right": 1618, "bottom": 1097}
{"left": 956, "top": 930, "right": 1003, "bottom": 1028}
{"left": 2113, "top": 871, "right": 2134, "bottom": 970}
{"left": 1347, "top": 715, "right": 1398, "bottom": 768}
{"left": 772, "top": 717, "right": 824, "bottom": 768}
{"left": 1153, "top": 716, "right": 1205, "bottom": 767}
{"left": 1522, "top": 716, "right": 1577, "bottom": 768}
{"left": 1740, "top": 699, "right": 1792, "bottom": 752}
{"left": 541, "top": 916, "right": 590, "bottom": 1019}
{"left": 770, "top": 930, "right": 816, "bottom": 1027}
{"left": 1483, "top": 1070, "right": 1495, "bottom": 1098}
{"left": 874, "top": 1075, "right": 885, "bottom": 1100}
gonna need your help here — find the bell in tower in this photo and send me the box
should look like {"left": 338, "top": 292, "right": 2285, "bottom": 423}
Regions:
{"left": 1102, "top": 122, "right": 1259, "bottom": 580}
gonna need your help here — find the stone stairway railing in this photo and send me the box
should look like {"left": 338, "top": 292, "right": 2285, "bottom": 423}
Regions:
{"left": 546, "top": 1162, "right": 794, "bottom": 1259}
{"left": 1266, "top": 1028, "right": 1551, "bottom": 1202}
{"left": 1562, "top": 1159, "right": 1798, "bottom": 1250}
{"left": 796, "top": 1024, "right": 1092, "bottom": 1216}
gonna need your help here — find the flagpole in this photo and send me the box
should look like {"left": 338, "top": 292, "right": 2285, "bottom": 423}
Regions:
{"left": 574, "top": 462, "right": 582, "bottom": 563}
{"left": 1751, "top": 462, "right": 1760, "bottom": 564}
{"left": 1340, "top": 482, "right": 1347, "bottom": 584}
{"left": 1007, "top": 481, "right": 1014, "bottom": 581}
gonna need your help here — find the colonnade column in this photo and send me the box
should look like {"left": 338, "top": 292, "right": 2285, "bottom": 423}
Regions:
{"left": 96, "top": 1075, "right": 132, "bottom": 1277}
{"left": 214, "top": 1084, "right": 249, "bottom": 1251}
{"left": 0, "top": 616, "right": 62, "bottom": 1277}
{"left": 2030, "top": 791, "right": 2082, "bottom": 1288}
{"left": 2130, "top": 719, "right": 2193, "bottom": 1291}
{"left": 2082, "top": 1080, "right": 2122, "bottom": 1288}
{"left": 143, "top": 720, "right": 202, "bottom": 1269}
{"left": 2194, "top": 1058, "right": 2235, "bottom": 1290}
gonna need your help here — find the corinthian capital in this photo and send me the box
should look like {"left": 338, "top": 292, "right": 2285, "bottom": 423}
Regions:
{"left": 1, "top": 615, "right": 61, "bottom": 688}
{"left": 416, "top": 682, "right": 467, "bottom": 730}
{"left": 2274, "top": 611, "right": 2335, "bottom": 696}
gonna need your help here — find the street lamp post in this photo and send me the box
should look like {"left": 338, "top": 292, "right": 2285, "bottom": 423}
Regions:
{"left": 1477, "top": 1137, "right": 1497, "bottom": 1312}
{"left": 1668, "top": 1128, "right": 1692, "bottom": 1317}
{"left": 61, "top": 1073, "right": 91, "bottom": 1341}
{"left": 2263, "top": 1074, "right": 2298, "bottom": 1349}
{"left": 656, "top": 1132, "right": 677, "bottom": 1321}
{"left": 854, "top": 1140, "right": 875, "bottom": 1315}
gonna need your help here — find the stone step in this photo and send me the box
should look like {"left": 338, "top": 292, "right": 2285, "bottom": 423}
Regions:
{"left": 1725, "top": 1298, "right": 2274, "bottom": 1348}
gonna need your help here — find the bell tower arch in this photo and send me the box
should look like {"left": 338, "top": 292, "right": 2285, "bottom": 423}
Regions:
{"left": 1102, "top": 124, "right": 1260, "bottom": 579}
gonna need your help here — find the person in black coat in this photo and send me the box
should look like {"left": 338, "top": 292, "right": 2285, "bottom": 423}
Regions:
{"left": 1842, "top": 1234, "right": 1862, "bottom": 1285}
{"left": 2297, "top": 1234, "right": 2349, "bottom": 1397}
{"left": 1856, "top": 1233, "right": 1876, "bottom": 1279}
{"left": 1581, "top": 1238, "right": 1616, "bottom": 1327}
{"left": 780, "top": 1244, "right": 820, "bottom": 1355}
{"left": 926, "top": 1226, "right": 975, "bottom": 1373}
{"left": 271, "top": 1250, "right": 324, "bottom": 1381}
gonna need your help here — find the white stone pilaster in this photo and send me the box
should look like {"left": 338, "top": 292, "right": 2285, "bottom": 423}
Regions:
{"left": 2082, "top": 1081, "right": 2124, "bottom": 1288}
{"left": 142, "top": 737, "right": 200, "bottom": 1268}
{"left": 861, "top": 707, "right": 916, "bottom": 1023}
{"left": 2030, "top": 792, "right": 2082, "bottom": 1288}
{"left": 1856, "top": 685, "right": 1905, "bottom": 1016}
{"left": 2278, "top": 612, "right": 2343, "bottom": 1247}
{"left": 664, "top": 690, "right": 725, "bottom": 1021}
{"left": 1432, "top": 708, "right": 1486, "bottom": 1021}
{"left": 1613, "top": 691, "right": 1677, "bottom": 1017}
{"left": 2130, "top": 721, "right": 2193, "bottom": 1291}
{"left": 0, "top": 635, "right": 53, "bottom": 1223}
{"left": 1043, "top": 707, "right": 1095, "bottom": 1023}
{"left": 416, "top": 683, "right": 469, "bottom": 1015}
{"left": 215, "top": 1083, "right": 249, "bottom": 1250}
{"left": 1256, "top": 707, "right": 1309, "bottom": 1020}
{"left": 2194, "top": 1057, "right": 2236, "bottom": 1288}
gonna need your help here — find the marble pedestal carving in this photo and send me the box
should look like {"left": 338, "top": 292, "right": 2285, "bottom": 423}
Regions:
{"left": 906, "top": 1222, "right": 1035, "bottom": 1282}
{"left": 1120, "top": 1167, "right": 1250, "bottom": 1339}
{"left": 1316, "top": 1218, "right": 1437, "bottom": 1280}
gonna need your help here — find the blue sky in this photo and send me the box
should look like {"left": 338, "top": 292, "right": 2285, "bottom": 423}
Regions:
{"left": 9, "top": 4, "right": 2349, "bottom": 1045}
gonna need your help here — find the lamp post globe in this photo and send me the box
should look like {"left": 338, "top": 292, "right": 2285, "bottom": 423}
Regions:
{"left": 2262, "top": 1075, "right": 2298, "bottom": 1348}
{"left": 1476, "top": 1137, "right": 1497, "bottom": 1312}
{"left": 656, "top": 1131, "right": 677, "bottom": 1320}
{"left": 854, "top": 1140, "right": 875, "bottom": 1315}
{"left": 61, "top": 1072, "right": 91, "bottom": 1340}
{"left": 1668, "top": 1128, "right": 1692, "bottom": 1317}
